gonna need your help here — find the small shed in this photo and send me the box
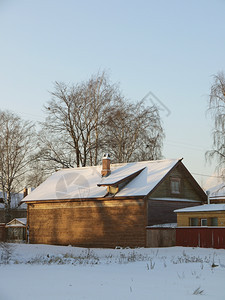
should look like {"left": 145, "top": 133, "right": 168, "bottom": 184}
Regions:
{"left": 6, "top": 218, "right": 27, "bottom": 242}
{"left": 175, "top": 204, "right": 225, "bottom": 249}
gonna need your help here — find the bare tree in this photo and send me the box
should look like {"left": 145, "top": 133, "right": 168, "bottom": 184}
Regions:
{"left": 206, "top": 72, "right": 225, "bottom": 175}
{"left": 39, "top": 72, "right": 164, "bottom": 169}
{"left": 25, "top": 158, "right": 51, "bottom": 188}
{"left": 0, "top": 111, "right": 35, "bottom": 221}
{"left": 39, "top": 72, "right": 122, "bottom": 168}
{"left": 104, "top": 99, "right": 164, "bottom": 163}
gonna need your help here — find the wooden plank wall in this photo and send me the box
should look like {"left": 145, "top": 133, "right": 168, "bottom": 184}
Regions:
{"left": 146, "top": 228, "right": 176, "bottom": 247}
{"left": 150, "top": 164, "right": 204, "bottom": 202}
{"left": 147, "top": 200, "right": 201, "bottom": 226}
{"left": 28, "top": 199, "right": 147, "bottom": 248}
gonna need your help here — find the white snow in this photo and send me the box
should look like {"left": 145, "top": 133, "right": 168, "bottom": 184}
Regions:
{"left": 22, "top": 159, "right": 180, "bottom": 202}
{"left": 0, "top": 243, "right": 225, "bottom": 300}
{"left": 6, "top": 218, "right": 27, "bottom": 227}
{"left": 208, "top": 183, "right": 225, "bottom": 200}
{"left": 97, "top": 164, "right": 146, "bottom": 185}
{"left": 175, "top": 204, "right": 225, "bottom": 213}
{"left": 116, "top": 159, "right": 180, "bottom": 197}
{"left": 147, "top": 223, "right": 177, "bottom": 228}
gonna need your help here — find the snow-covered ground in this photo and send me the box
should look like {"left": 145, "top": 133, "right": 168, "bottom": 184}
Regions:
{"left": 0, "top": 244, "right": 225, "bottom": 300}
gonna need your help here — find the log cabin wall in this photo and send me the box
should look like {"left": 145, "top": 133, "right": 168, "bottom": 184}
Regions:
{"left": 27, "top": 198, "right": 147, "bottom": 248}
{"left": 147, "top": 199, "right": 201, "bottom": 226}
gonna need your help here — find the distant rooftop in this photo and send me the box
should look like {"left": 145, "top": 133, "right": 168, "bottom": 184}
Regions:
{"left": 175, "top": 204, "right": 225, "bottom": 213}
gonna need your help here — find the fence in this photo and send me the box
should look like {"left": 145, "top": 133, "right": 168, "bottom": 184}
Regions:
{"left": 176, "top": 227, "right": 225, "bottom": 249}
{"left": 146, "top": 227, "right": 176, "bottom": 247}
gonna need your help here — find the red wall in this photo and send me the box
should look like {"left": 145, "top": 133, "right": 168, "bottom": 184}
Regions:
{"left": 176, "top": 227, "right": 225, "bottom": 249}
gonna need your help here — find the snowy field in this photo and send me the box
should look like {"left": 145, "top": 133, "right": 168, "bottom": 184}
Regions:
{"left": 0, "top": 244, "right": 225, "bottom": 300}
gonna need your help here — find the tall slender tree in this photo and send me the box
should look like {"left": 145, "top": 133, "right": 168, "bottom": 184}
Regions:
{"left": 0, "top": 111, "right": 35, "bottom": 221}
{"left": 206, "top": 72, "right": 225, "bottom": 176}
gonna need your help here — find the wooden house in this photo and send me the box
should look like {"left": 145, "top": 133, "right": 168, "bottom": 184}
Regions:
{"left": 175, "top": 204, "right": 225, "bottom": 227}
{"left": 175, "top": 204, "right": 225, "bottom": 248}
{"left": 22, "top": 157, "right": 206, "bottom": 248}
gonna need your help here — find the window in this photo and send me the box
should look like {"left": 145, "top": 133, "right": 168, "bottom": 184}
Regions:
{"left": 170, "top": 177, "right": 181, "bottom": 194}
{"left": 190, "top": 218, "right": 198, "bottom": 226}
{"left": 211, "top": 217, "right": 218, "bottom": 226}
{"left": 201, "top": 219, "right": 207, "bottom": 226}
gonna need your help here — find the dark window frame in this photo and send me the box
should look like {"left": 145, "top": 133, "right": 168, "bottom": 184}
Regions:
{"left": 190, "top": 217, "right": 198, "bottom": 226}
{"left": 211, "top": 217, "right": 218, "bottom": 226}
{"left": 170, "top": 177, "right": 181, "bottom": 195}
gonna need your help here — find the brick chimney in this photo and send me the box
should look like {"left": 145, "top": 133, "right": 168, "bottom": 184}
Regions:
{"left": 101, "top": 153, "right": 111, "bottom": 177}
{"left": 23, "top": 187, "right": 28, "bottom": 198}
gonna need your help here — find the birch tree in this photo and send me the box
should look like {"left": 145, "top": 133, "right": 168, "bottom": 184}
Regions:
{"left": 0, "top": 111, "right": 35, "bottom": 221}
{"left": 207, "top": 72, "right": 225, "bottom": 175}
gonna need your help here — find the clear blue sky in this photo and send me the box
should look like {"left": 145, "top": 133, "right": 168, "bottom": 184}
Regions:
{"left": 0, "top": 0, "right": 225, "bottom": 187}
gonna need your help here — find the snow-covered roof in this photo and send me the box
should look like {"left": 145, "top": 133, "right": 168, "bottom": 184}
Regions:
{"left": 147, "top": 223, "right": 177, "bottom": 228}
{"left": 6, "top": 218, "right": 27, "bottom": 227}
{"left": 97, "top": 165, "right": 145, "bottom": 186}
{"left": 115, "top": 159, "right": 180, "bottom": 197}
{"left": 207, "top": 183, "right": 225, "bottom": 199}
{"left": 22, "top": 159, "right": 181, "bottom": 202}
{"left": 174, "top": 204, "right": 225, "bottom": 213}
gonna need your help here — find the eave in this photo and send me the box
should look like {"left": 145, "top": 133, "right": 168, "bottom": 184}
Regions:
{"left": 24, "top": 195, "right": 146, "bottom": 205}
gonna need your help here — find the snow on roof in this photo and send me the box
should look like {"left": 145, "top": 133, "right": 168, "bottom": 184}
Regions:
{"left": 147, "top": 223, "right": 177, "bottom": 228}
{"left": 174, "top": 204, "right": 225, "bottom": 213}
{"left": 22, "top": 159, "right": 180, "bottom": 202}
{"left": 207, "top": 183, "right": 225, "bottom": 199}
{"left": 22, "top": 165, "right": 107, "bottom": 202}
{"left": 97, "top": 164, "right": 146, "bottom": 186}
{"left": 6, "top": 218, "right": 27, "bottom": 227}
{"left": 16, "top": 218, "right": 27, "bottom": 225}
{"left": 116, "top": 159, "right": 179, "bottom": 197}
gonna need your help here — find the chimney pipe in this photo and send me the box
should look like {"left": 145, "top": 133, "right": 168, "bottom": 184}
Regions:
{"left": 23, "top": 187, "right": 28, "bottom": 198}
{"left": 206, "top": 190, "right": 210, "bottom": 205}
{"left": 101, "top": 153, "right": 111, "bottom": 177}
